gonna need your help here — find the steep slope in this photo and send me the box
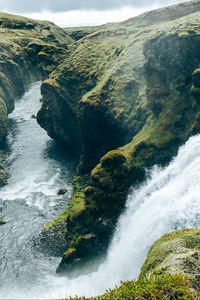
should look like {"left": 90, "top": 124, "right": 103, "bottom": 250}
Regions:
{"left": 38, "top": 1, "right": 200, "bottom": 272}
{"left": 0, "top": 12, "right": 72, "bottom": 186}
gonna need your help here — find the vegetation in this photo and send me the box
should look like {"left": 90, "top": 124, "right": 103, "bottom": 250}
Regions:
{"left": 64, "top": 25, "right": 109, "bottom": 41}
{"left": 140, "top": 229, "right": 200, "bottom": 288}
{"left": 91, "top": 273, "right": 195, "bottom": 300}
{"left": 64, "top": 274, "right": 196, "bottom": 300}
{"left": 39, "top": 1, "right": 200, "bottom": 273}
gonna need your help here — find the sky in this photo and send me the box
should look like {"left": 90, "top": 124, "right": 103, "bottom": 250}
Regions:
{"left": 0, "top": 0, "right": 189, "bottom": 27}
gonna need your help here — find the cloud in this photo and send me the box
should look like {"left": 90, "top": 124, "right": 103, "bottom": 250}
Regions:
{"left": 0, "top": 0, "right": 187, "bottom": 13}
{"left": 23, "top": 7, "right": 148, "bottom": 27}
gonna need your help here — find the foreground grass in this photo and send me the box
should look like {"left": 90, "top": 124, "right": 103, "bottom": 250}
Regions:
{"left": 64, "top": 273, "right": 198, "bottom": 300}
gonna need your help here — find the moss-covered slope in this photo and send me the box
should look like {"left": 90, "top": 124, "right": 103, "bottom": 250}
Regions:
{"left": 38, "top": 1, "right": 200, "bottom": 271}
{"left": 64, "top": 24, "right": 110, "bottom": 41}
{"left": 140, "top": 229, "right": 200, "bottom": 292}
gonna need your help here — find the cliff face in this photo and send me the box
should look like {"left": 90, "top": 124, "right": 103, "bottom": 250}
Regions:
{"left": 38, "top": 1, "right": 200, "bottom": 272}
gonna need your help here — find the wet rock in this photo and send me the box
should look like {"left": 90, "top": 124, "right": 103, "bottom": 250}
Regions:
{"left": 57, "top": 188, "right": 68, "bottom": 195}
{"left": 0, "top": 217, "right": 6, "bottom": 225}
{"left": 192, "top": 68, "right": 200, "bottom": 88}
{"left": 140, "top": 228, "right": 200, "bottom": 294}
{"left": 191, "top": 68, "right": 200, "bottom": 104}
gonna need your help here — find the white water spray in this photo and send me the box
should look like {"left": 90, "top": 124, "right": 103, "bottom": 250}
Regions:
{"left": 50, "top": 134, "right": 200, "bottom": 299}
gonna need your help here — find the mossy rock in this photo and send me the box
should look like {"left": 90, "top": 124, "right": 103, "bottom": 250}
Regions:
{"left": 192, "top": 68, "right": 200, "bottom": 88}
{"left": 0, "top": 97, "right": 8, "bottom": 141}
{"left": 96, "top": 273, "right": 196, "bottom": 300}
{"left": 0, "top": 217, "right": 6, "bottom": 225}
{"left": 57, "top": 188, "right": 68, "bottom": 195}
{"left": 140, "top": 229, "right": 200, "bottom": 292}
{"left": 100, "top": 150, "right": 127, "bottom": 168}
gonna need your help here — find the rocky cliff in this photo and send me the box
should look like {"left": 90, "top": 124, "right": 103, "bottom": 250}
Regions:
{"left": 0, "top": 12, "right": 72, "bottom": 186}
{"left": 38, "top": 0, "right": 200, "bottom": 272}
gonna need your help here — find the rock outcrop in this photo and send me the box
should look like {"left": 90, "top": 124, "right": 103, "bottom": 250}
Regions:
{"left": 38, "top": 1, "right": 200, "bottom": 272}
{"left": 0, "top": 216, "right": 6, "bottom": 225}
{"left": 140, "top": 229, "right": 200, "bottom": 294}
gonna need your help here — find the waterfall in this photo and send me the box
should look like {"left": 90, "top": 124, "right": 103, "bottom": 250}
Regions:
{"left": 54, "top": 134, "right": 200, "bottom": 299}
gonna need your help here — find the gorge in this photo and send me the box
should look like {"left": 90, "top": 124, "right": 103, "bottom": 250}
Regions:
{"left": 0, "top": 1, "right": 200, "bottom": 299}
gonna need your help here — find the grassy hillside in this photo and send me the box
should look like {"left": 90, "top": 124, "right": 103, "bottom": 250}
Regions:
{"left": 64, "top": 24, "right": 111, "bottom": 41}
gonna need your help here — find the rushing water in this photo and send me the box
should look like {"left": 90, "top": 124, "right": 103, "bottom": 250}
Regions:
{"left": 0, "top": 82, "right": 75, "bottom": 299}
{"left": 0, "top": 82, "right": 200, "bottom": 299}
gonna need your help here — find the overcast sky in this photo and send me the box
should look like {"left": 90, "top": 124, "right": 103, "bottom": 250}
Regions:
{"left": 0, "top": 0, "right": 188, "bottom": 27}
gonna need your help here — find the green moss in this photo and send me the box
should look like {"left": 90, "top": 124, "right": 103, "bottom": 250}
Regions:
{"left": 68, "top": 191, "right": 86, "bottom": 218}
{"left": 98, "top": 273, "right": 195, "bottom": 300}
{"left": 64, "top": 273, "right": 196, "bottom": 300}
{"left": 43, "top": 176, "right": 88, "bottom": 234}
{"left": 63, "top": 247, "right": 77, "bottom": 261}
{"left": 191, "top": 85, "right": 200, "bottom": 94}
{"left": 100, "top": 150, "right": 127, "bottom": 168}
{"left": 140, "top": 229, "right": 200, "bottom": 278}
{"left": 38, "top": 51, "right": 49, "bottom": 58}
{"left": 44, "top": 209, "right": 69, "bottom": 233}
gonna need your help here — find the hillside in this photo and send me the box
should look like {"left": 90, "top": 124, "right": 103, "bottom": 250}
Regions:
{"left": 64, "top": 24, "right": 112, "bottom": 41}
{"left": 37, "top": 0, "right": 200, "bottom": 273}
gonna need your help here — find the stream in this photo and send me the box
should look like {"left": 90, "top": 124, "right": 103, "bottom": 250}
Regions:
{"left": 0, "top": 82, "right": 75, "bottom": 299}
